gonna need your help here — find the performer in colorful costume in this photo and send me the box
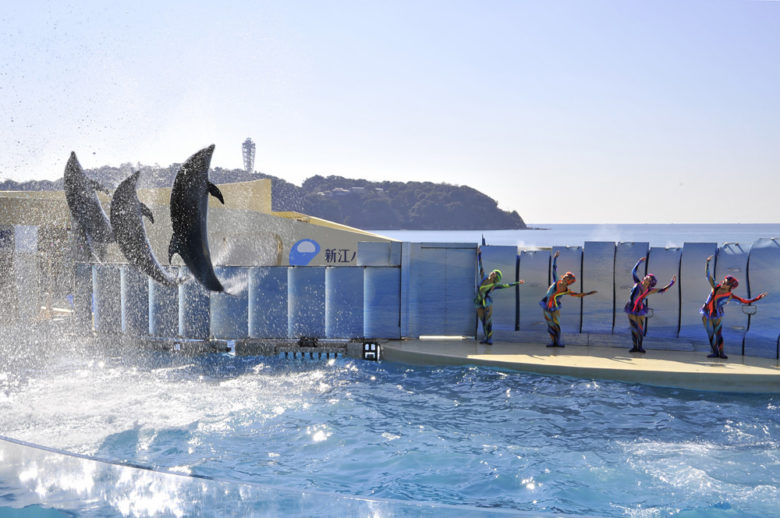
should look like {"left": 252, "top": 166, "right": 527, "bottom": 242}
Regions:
{"left": 700, "top": 255, "right": 767, "bottom": 359}
{"left": 624, "top": 256, "right": 676, "bottom": 353}
{"left": 539, "top": 251, "right": 596, "bottom": 347}
{"left": 475, "top": 247, "right": 524, "bottom": 345}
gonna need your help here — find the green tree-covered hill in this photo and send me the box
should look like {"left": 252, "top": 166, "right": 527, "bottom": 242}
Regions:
{"left": 1, "top": 166, "right": 525, "bottom": 230}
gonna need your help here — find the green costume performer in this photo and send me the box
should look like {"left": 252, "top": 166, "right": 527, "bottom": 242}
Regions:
{"left": 475, "top": 247, "right": 523, "bottom": 345}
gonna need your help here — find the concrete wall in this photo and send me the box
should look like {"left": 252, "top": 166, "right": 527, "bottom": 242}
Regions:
{"left": 1, "top": 180, "right": 394, "bottom": 272}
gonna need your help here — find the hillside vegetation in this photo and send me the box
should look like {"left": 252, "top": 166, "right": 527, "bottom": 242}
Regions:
{"left": 1, "top": 165, "right": 526, "bottom": 230}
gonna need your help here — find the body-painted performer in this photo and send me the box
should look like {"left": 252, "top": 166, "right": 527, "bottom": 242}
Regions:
{"left": 475, "top": 247, "right": 524, "bottom": 345}
{"left": 700, "top": 255, "right": 767, "bottom": 359}
{"left": 539, "top": 251, "right": 597, "bottom": 347}
{"left": 624, "top": 256, "right": 676, "bottom": 353}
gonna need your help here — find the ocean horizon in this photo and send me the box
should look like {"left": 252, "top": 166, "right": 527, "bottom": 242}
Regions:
{"left": 371, "top": 223, "right": 780, "bottom": 249}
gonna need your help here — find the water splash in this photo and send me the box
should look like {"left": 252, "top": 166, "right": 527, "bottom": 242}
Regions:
{"left": 219, "top": 268, "right": 249, "bottom": 296}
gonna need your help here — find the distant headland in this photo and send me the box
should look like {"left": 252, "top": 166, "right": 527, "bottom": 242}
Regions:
{"left": 0, "top": 164, "right": 526, "bottom": 231}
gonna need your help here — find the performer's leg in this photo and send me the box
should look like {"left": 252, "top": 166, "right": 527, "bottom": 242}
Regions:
{"left": 713, "top": 318, "right": 727, "bottom": 359}
{"left": 482, "top": 306, "right": 493, "bottom": 345}
{"left": 544, "top": 310, "right": 563, "bottom": 347}
{"left": 477, "top": 307, "right": 486, "bottom": 341}
{"left": 636, "top": 316, "right": 646, "bottom": 352}
{"left": 703, "top": 316, "right": 718, "bottom": 357}
{"left": 628, "top": 315, "right": 641, "bottom": 352}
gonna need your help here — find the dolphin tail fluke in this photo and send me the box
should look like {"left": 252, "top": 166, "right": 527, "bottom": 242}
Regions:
{"left": 208, "top": 182, "right": 225, "bottom": 204}
{"left": 140, "top": 203, "right": 155, "bottom": 224}
{"left": 168, "top": 234, "right": 182, "bottom": 264}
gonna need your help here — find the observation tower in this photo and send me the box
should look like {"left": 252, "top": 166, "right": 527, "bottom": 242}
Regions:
{"left": 242, "top": 138, "right": 256, "bottom": 174}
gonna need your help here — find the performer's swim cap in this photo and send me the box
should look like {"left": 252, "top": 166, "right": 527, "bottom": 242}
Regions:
{"left": 724, "top": 275, "right": 739, "bottom": 288}
{"left": 644, "top": 274, "right": 657, "bottom": 288}
{"left": 491, "top": 269, "right": 503, "bottom": 283}
{"left": 564, "top": 271, "right": 576, "bottom": 283}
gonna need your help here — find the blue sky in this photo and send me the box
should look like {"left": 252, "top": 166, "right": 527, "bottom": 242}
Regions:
{"left": 1, "top": 1, "right": 778, "bottom": 223}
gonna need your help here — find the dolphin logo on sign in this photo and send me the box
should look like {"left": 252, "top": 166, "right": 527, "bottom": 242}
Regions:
{"left": 289, "top": 239, "right": 320, "bottom": 266}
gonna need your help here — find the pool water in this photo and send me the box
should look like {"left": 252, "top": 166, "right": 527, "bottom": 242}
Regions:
{"left": 1, "top": 346, "right": 778, "bottom": 516}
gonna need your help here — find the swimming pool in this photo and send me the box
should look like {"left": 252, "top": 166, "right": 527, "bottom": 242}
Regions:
{"left": 1, "top": 343, "right": 778, "bottom": 516}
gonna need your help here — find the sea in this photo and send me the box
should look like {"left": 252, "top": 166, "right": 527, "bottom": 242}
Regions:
{"left": 370, "top": 223, "right": 780, "bottom": 249}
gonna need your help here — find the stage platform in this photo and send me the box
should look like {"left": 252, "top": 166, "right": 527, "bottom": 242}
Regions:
{"left": 380, "top": 340, "right": 780, "bottom": 394}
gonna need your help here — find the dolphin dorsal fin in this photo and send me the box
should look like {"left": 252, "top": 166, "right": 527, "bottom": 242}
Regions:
{"left": 141, "top": 203, "right": 154, "bottom": 224}
{"left": 168, "top": 234, "right": 182, "bottom": 264}
{"left": 208, "top": 182, "right": 225, "bottom": 204}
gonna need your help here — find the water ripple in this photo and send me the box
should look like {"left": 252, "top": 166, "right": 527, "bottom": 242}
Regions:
{"left": 0, "top": 349, "right": 778, "bottom": 515}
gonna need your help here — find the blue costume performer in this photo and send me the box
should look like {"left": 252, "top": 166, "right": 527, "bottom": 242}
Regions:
{"left": 475, "top": 247, "right": 523, "bottom": 345}
{"left": 624, "top": 257, "right": 676, "bottom": 353}
{"left": 700, "top": 255, "right": 767, "bottom": 359}
{"left": 539, "top": 251, "right": 596, "bottom": 347}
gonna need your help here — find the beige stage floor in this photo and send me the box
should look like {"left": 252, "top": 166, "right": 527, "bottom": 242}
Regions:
{"left": 381, "top": 340, "right": 780, "bottom": 393}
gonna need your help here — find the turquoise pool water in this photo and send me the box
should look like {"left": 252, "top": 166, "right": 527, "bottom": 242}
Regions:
{"left": 1, "top": 348, "right": 778, "bottom": 516}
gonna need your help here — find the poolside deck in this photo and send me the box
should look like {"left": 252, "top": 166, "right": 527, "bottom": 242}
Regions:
{"left": 381, "top": 340, "right": 780, "bottom": 393}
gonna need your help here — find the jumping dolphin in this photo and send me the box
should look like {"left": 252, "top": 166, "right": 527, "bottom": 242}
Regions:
{"left": 63, "top": 151, "right": 113, "bottom": 260}
{"left": 110, "top": 171, "right": 179, "bottom": 288}
{"left": 168, "top": 145, "right": 225, "bottom": 292}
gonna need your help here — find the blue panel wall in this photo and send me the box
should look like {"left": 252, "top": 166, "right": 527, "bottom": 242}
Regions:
{"left": 678, "top": 242, "right": 719, "bottom": 342}
{"left": 517, "top": 249, "right": 550, "bottom": 334}
{"left": 78, "top": 236, "right": 780, "bottom": 359}
{"left": 13, "top": 226, "right": 38, "bottom": 321}
{"left": 325, "top": 267, "right": 364, "bottom": 338}
{"left": 288, "top": 267, "right": 326, "bottom": 338}
{"left": 478, "top": 245, "right": 518, "bottom": 333}
{"left": 248, "top": 267, "right": 288, "bottom": 339}
{"left": 614, "top": 243, "right": 650, "bottom": 336}
{"left": 551, "top": 246, "right": 583, "bottom": 336}
{"left": 210, "top": 267, "right": 249, "bottom": 339}
{"left": 0, "top": 225, "right": 13, "bottom": 250}
{"left": 0, "top": 226, "right": 14, "bottom": 321}
{"left": 744, "top": 238, "right": 780, "bottom": 358}
{"left": 581, "top": 242, "right": 615, "bottom": 334}
{"left": 364, "top": 267, "right": 401, "bottom": 339}
{"left": 403, "top": 243, "right": 477, "bottom": 337}
{"left": 713, "top": 243, "right": 751, "bottom": 355}
{"left": 74, "top": 263, "right": 93, "bottom": 332}
{"left": 444, "top": 247, "right": 479, "bottom": 336}
{"left": 92, "top": 265, "right": 121, "bottom": 334}
{"left": 644, "top": 247, "right": 681, "bottom": 338}
{"left": 120, "top": 266, "right": 149, "bottom": 336}
{"left": 405, "top": 244, "right": 445, "bottom": 337}
{"left": 357, "top": 241, "right": 402, "bottom": 266}
{"left": 179, "top": 274, "right": 210, "bottom": 339}
{"left": 149, "top": 269, "right": 179, "bottom": 338}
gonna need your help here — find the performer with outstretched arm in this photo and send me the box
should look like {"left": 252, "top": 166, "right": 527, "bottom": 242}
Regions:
{"left": 700, "top": 255, "right": 767, "bottom": 360}
{"left": 475, "top": 247, "right": 524, "bottom": 345}
{"left": 539, "top": 251, "right": 596, "bottom": 347}
{"left": 624, "top": 256, "right": 676, "bottom": 353}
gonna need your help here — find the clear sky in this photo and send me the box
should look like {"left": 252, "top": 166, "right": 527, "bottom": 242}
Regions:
{"left": 1, "top": 0, "right": 778, "bottom": 224}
